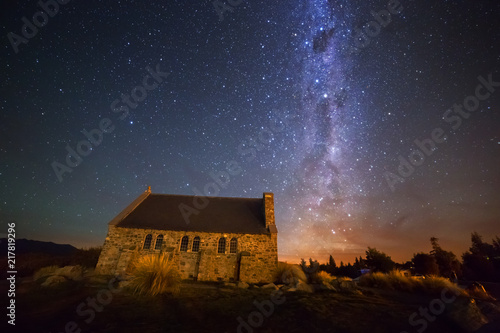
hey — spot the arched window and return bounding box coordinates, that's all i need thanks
[143,234,152,250]
[192,236,200,252]
[217,237,226,254]
[154,235,163,250]
[230,238,237,254]
[180,236,189,252]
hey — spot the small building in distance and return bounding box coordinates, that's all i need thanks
[95,188,278,283]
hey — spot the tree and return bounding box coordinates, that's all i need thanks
[462,232,500,282]
[354,257,360,270]
[470,232,495,258]
[300,258,319,276]
[492,236,500,253]
[412,252,439,276]
[462,252,496,281]
[430,237,461,278]
[337,262,359,278]
[364,247,395,273]
[300,258,307,275]
[329,255,337,269]
[321,255,338,275]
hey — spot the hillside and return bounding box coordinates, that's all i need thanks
[0,238,77,256]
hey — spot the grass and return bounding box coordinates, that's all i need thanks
[358,270,471,297]
[386,270,415,292]
[274,261,307,284]
[129,254,181,296]
[419,275,464,295]
[33,265,60,281]
[359,272,393,290]
[467,285,496,301]
[313,271,336,285]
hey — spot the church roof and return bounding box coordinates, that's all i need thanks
[110,190,271,234]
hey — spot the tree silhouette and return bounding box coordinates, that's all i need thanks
[412,252,439,276]
[329,255,337,269]
[364,247,394,273]
[430,237,461,278]
[462,232,500,282]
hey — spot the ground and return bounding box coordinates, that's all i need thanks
[9,277,500,333]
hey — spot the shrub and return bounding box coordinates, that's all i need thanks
[129,254,180,296]
[274,262,307,285]
[315,271,335,285]
[71,247,101,268]
[419,275,465,296]
[387,270,414,292]
[359,271,468,297]
[33,265,60,281]
[358,272,392,289]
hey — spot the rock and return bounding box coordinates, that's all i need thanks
[54,265,84,281]
[41,275,68,287]
[237,281,249,289]
[224,282,236,288]
[446,298,489,332]
[339,280,356,291]
[476,301,500,322]
[261,283,279,290]
[296,280,314,293]
[287,287,297,292]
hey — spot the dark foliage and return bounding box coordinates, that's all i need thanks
[462,232,500,282]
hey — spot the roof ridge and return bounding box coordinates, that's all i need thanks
[149,193,262,200]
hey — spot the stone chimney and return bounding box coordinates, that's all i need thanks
[263,192,277,233]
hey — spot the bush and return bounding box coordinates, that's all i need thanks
[358,272,392,289]
[315,271,335,285]
[386,270,414,292]
[129,254,180,296]
[71,247,101,268]
[419,275,465,296]
[359,271,467,296]
[274,262,307,285]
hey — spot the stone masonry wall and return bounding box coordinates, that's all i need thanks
[263,192,275,226]
[95,226,278,283]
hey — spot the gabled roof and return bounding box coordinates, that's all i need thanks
[110,191,271,234]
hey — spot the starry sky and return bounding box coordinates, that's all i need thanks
[1,0,499,264]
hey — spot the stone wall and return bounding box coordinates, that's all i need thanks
[95,226,277,283]
[263,192,275,226]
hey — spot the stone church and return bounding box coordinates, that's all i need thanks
[95,188,278,283]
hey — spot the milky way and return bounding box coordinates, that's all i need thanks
[279,1,360,258]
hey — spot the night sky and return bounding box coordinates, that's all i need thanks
[1,0,499,264]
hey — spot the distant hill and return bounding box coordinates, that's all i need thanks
[0,238,77,256]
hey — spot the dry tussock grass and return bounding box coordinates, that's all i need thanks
[129,254,180,296]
